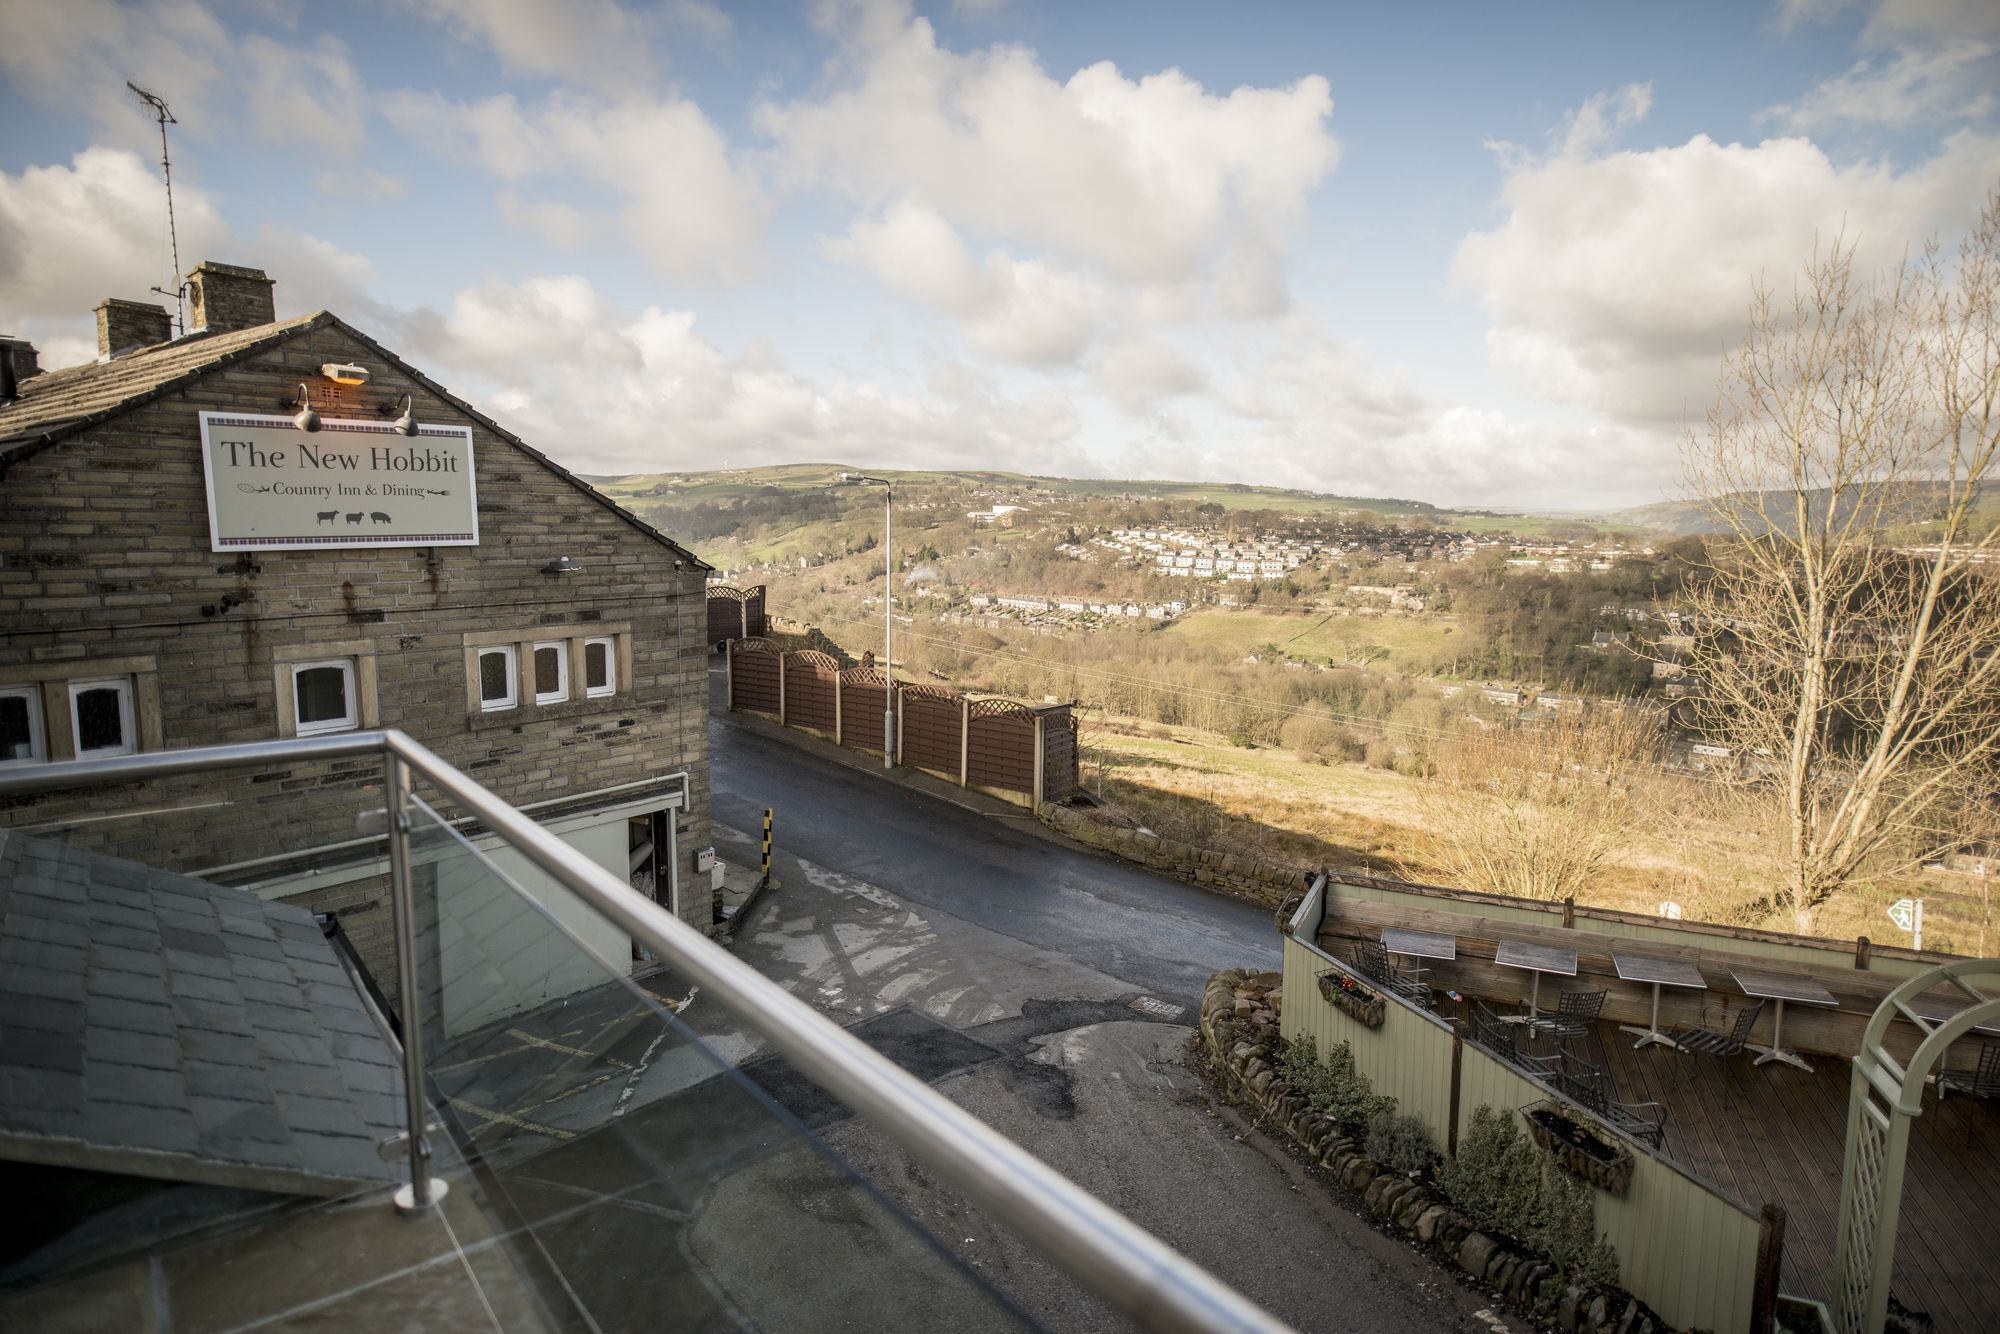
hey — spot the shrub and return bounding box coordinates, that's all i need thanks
[1280,1035,1394,1128]
[1364,1109,1437,1176]
[1439,1105,1619,1288]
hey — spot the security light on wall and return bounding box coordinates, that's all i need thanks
[392,395,418,436]
[321,361,370,385]
[541,556,585,575]
[291,383,321,433]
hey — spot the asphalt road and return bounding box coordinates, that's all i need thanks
[700,678,1512,1334]
[709,690,1282,1012]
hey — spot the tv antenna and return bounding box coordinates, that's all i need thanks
[126,81,186,334]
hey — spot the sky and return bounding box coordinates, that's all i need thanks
[2,0,1997,510]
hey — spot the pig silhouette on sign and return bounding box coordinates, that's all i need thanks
[370,511,391,524]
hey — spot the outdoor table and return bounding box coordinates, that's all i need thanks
[1494,940,1578,1017]
[1729,966,1838,1072]
[1381,928,1456,963]
[1613,952,1708,1050]
[1908,997,2000,1040]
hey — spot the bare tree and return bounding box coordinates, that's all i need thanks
[1412,707,1661,903]
[1682,191,2000,931]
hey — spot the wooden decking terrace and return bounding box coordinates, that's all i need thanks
[1582,1019,1996,1332]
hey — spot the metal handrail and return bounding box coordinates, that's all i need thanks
[0,731,1288,1334]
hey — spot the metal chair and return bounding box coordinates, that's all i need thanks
[1558,1054,1668,1150]
[1937,1042,2000,1145]
[1668,999,1764,1091]
[1533,988,1607,1041]
[1348,939,1434,1010]
[1470,1000,1521,1063]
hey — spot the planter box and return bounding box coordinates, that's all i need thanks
[1316,969,1386,1028]
[1523,1101,1632,1194]
[1775,1296,1836,1334]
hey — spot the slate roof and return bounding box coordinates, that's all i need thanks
[0,310,711,569]
[0,830,404,1197]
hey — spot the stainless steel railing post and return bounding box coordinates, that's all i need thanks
[385,747,445,1215]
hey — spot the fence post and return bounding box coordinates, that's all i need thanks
[960,697,971,789]
[777,651,787,728]
[740,599,749,640]
[1561,896,1575,929]
[725,638,735,711]
[894,681,905,766]
[1854,935,1872,969]
[1447,1032,1463,1156]
[1751,1203,1786,1333]
[833,671,843,746]
[1033,713,1047,807]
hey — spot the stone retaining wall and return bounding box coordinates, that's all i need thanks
[1037,804,1303,906]
[1197,968,1675,1334]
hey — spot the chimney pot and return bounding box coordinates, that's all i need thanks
[95,298,174,359]
[0,337,40,401]
[186,261,276,335]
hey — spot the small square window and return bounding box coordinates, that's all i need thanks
[0,686,45,766]
[584,637,615,699]
[533,642,568,705]
[292,660,357,735]
[479,646,518,711]
[69,677,135,758]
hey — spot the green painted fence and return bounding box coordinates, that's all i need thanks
[1280,883,1765,1334]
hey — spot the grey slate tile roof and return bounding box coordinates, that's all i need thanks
[0,831,403,1197]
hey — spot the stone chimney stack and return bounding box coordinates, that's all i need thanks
[186,262,276,334]
[95,298,173,358]
[0,337,40,402]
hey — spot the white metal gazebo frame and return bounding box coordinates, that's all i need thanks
[1833,959,2000,1334]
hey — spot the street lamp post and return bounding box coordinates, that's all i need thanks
[839,473,896,768]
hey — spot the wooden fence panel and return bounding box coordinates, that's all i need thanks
[900,688,962,776]
[784,652,839,736]
[839,671,888,754]
[706,585,764,644]
[967,701,1036,793]
[731,643,780,715]
[1039,708,1078,803]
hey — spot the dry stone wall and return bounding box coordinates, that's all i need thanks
[1037,803,1304,906]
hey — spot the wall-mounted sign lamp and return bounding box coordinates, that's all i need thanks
[321,362,370,385]
[291,383,321,433]
[541,555,585,575]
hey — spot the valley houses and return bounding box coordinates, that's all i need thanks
[0,261,715,992]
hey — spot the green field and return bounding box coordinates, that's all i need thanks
[1161,608,1461,673]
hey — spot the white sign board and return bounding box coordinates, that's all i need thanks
[1886,898,1918,932]
[199,412,478,551]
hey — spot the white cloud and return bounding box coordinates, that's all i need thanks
[1455,93,2000,424]
[1094,334,1206,413]
[386,90,765,282]
[1774,0,2000,42]
[406,0,655,84]
[402,273,1084,475]
[0,2,367,155]
[760,3,1337,291]
[0,147,378,368]
[1767,42,1997,129]
[240,33,367,154]
[827,201,1104,364]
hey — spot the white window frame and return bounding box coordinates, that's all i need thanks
[68,677,136,758]
[532,641,569,705]
[583,636,616,699]
[478,645,519,712]
[290,659,358,736]
[0,685,46,767]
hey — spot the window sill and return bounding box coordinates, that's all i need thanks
[465,695,629,731]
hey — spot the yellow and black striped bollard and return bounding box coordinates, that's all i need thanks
[760,808,773,888]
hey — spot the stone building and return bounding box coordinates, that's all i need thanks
[0,261,714,993]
